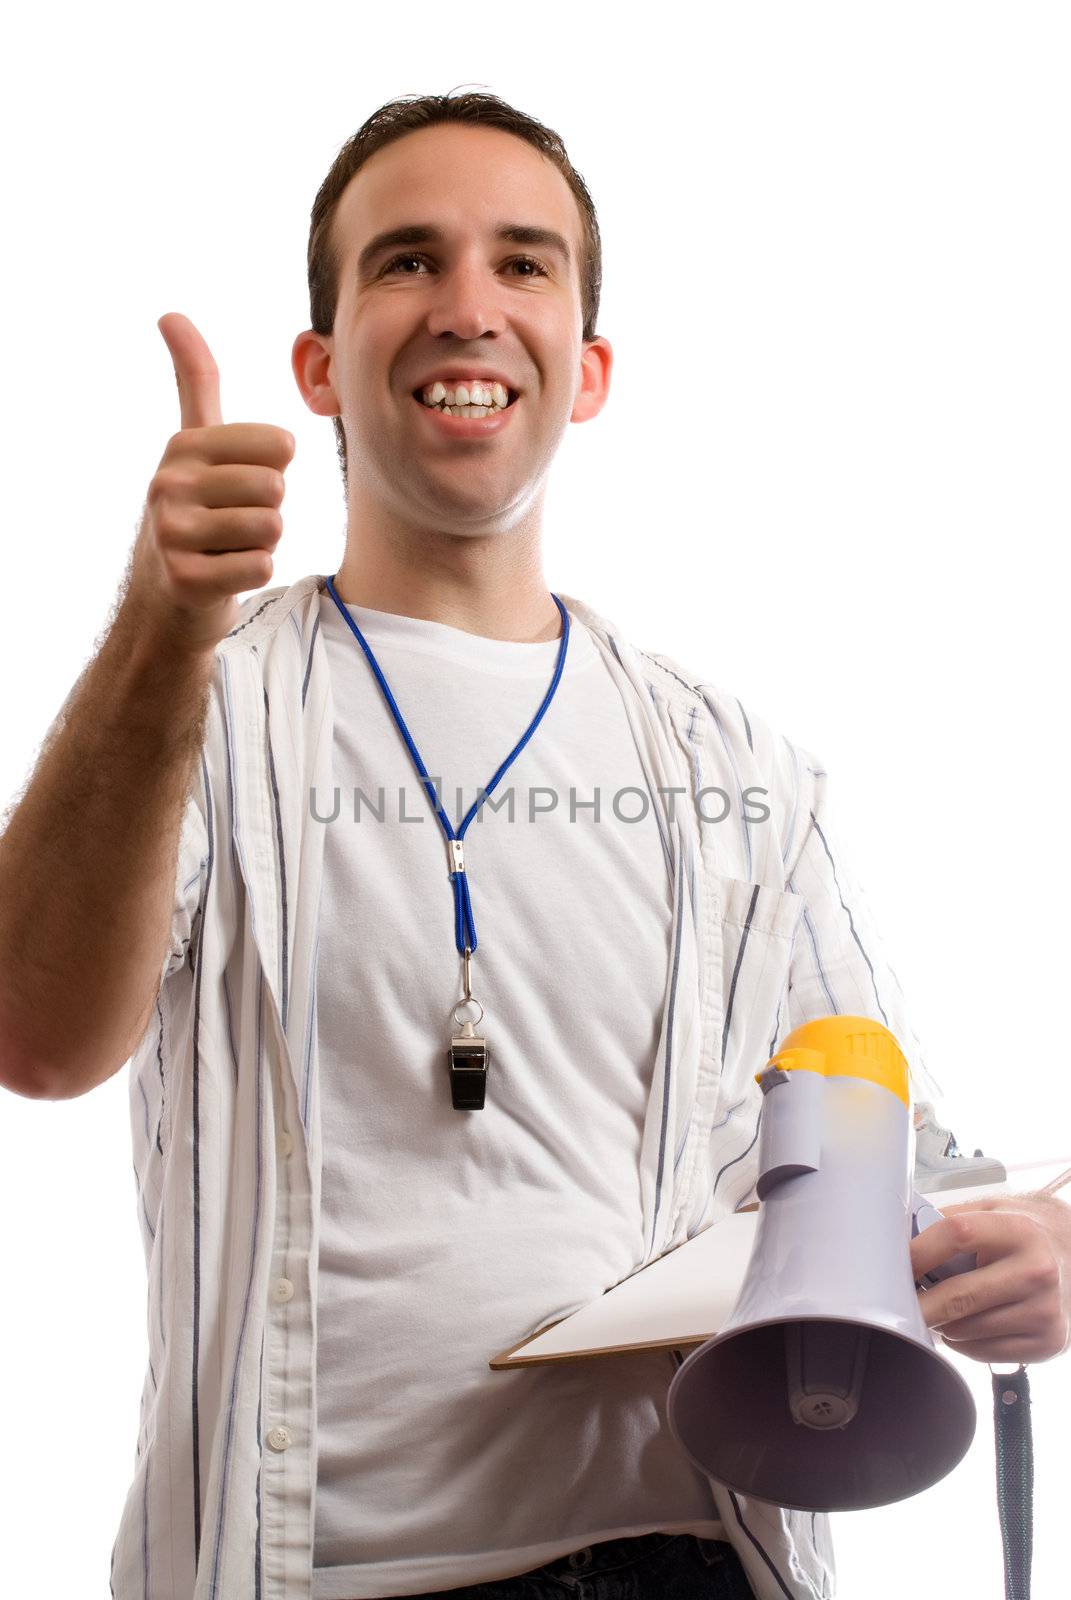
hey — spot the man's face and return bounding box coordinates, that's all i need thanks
[294,123,611,533]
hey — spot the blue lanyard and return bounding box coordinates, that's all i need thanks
[324,575,570,956]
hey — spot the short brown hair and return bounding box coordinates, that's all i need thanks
[305,88,603,487]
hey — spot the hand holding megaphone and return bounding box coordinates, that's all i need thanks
[125,313,296,656]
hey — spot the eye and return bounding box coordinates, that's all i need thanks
[381,253,549,278]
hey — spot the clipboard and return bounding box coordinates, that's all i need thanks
[489,1157,1071,1371]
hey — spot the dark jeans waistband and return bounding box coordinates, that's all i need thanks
[393,1529,755,1597]
[535,1528,692,1574]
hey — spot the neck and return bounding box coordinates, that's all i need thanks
[331,527,562,644]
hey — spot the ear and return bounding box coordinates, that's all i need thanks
[571,336,613,424]
[292,329,340,418]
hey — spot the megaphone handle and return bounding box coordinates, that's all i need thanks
[992,1364,1033,1600]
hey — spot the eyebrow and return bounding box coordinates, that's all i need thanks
[356,222,572,277]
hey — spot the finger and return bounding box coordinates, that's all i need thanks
[197,464,288,510]
[184,504,284,554]
[188,424,296,470]
[916,1256,1023,1329]
[909,1203,1011,1277]
[938,1332,1047,1365]
[158,311,223,430]
[939,1289,1051,1344]
[909,1215,972,1277]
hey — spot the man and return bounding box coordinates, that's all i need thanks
[0,90,1067,1600]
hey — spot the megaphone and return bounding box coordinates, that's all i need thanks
[666,1015,978,1512]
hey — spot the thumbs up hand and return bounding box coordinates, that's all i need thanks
[126,313,296,656]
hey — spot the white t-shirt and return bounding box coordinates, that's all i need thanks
[313,595,728,1598]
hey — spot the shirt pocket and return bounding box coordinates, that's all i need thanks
[691,873,807,1213]
[715,872,805,1079]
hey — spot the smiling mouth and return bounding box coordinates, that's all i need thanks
[410,387,520,413]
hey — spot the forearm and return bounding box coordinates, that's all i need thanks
[0,594,214,1097]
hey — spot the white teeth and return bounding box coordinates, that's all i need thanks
[420,379,511,410]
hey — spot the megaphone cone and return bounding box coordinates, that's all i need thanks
[667,1016,976,1511]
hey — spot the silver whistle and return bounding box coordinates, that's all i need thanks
[448,1019,488,1110]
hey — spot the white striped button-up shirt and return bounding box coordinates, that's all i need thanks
[110,572,941,1600]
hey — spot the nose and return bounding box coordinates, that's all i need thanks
[423,254,508,342]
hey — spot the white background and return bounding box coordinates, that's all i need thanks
[1,2,1068,1594]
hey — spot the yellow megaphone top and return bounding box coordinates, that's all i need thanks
[759,1014,910,1107]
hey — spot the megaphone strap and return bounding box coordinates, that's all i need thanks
[991,1363,1033,1600]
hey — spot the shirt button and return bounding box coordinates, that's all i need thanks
[272,1277,295,1303]
[277,1129,293,1158]
[266,1426,291,1452]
